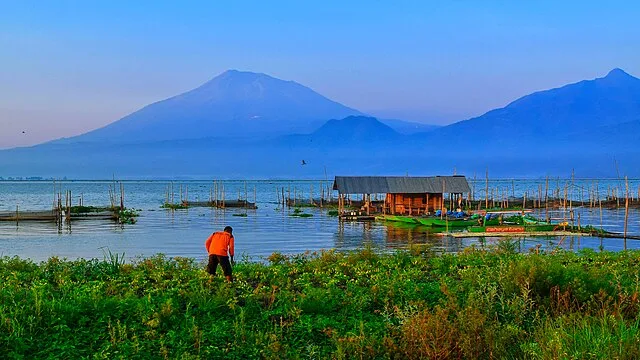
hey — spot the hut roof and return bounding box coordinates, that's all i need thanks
[333,176,470,195]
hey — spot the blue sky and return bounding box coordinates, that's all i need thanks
[1,0,639,148]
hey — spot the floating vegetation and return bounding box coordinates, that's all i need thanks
[289,208,313,218]
[118,208,139,224]
[161,203,189,210]
[232,213,248,217]
[327,210,339,217]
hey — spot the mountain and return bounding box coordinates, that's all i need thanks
[412,68,640,151]
[311,116,400,142]
[3,68,640,178]
[60,70,362,143]
[378,119,440,134]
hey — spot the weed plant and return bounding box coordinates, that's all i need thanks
[1,246,640,358]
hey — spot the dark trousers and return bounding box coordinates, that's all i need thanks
[207,255,232,277]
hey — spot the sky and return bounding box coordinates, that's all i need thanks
[1,0,639,148]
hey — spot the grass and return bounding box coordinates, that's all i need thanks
[1,246,640,358]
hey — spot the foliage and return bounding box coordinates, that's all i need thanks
[118,208,139,224]
[1,248,640,358]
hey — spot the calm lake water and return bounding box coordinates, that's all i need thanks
[1,179,639,262]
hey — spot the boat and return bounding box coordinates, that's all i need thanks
[417,217,480,228]
[379,212,482,228]
[468,224,558,233]
[377,215,420,224]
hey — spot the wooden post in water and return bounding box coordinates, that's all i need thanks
[570,169,574,211]
[599,197,603,233]
[67,190,71,224]
[506,187,509,208]
[485,169,489,209]
[441,178,446,219]
[624,176,629,250]
[545,176,549,221]
[563,183,568,224]
[577,212,581,231]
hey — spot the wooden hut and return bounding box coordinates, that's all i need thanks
[333,176,471,216]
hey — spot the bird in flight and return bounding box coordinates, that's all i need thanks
[22,131,26,134]
[301,160,307,166]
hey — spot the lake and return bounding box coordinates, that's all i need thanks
[1,179,639,262]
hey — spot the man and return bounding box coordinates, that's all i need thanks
[205,226,235,282]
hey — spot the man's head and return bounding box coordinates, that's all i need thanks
[224,226,233,234]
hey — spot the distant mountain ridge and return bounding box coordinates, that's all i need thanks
[2,68,640,178]
[411,68,640,151]
[63,70,363,143]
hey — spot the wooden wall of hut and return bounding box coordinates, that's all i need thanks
[385,193,443,215]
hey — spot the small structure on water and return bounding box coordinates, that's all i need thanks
[333,175,471,217]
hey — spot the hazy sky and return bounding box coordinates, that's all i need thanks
[1,0,639,148]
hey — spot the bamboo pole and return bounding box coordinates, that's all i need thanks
[485,169,489,209]
[599,197,603,233]
[545,176,549,221]
[570,169,574,211]
[624,176,629,249]
[441,178,446,219]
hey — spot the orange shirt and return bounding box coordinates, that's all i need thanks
[205,231,235,257]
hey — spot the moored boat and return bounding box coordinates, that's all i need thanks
[468,224,558,233]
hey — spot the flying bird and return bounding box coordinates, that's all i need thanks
[301,160,307,166]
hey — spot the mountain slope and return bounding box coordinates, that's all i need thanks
[412,68,640,150]
[61,70,362,143]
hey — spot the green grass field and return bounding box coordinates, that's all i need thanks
[1,244,640,359]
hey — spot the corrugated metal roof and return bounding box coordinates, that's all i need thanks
[333,176,470,194]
